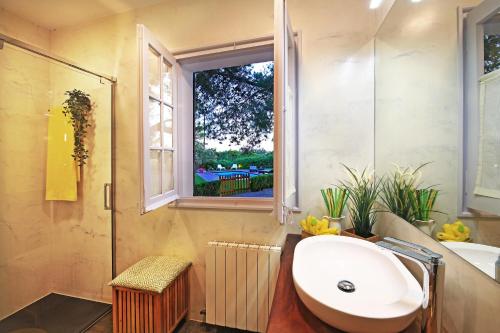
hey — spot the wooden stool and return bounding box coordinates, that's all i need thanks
[109,256,191,333]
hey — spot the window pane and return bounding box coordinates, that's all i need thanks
[475,72,500,198]
[149,150,162,196]
[162,59,173,104]
[285,32,297,207]
[162,104,173,148]
[162,150,174,192]
[149,99,161,147]
[148,46,161,98]
[193,61,274,197]
[483,14,500,74]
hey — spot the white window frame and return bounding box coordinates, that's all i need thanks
[462,0,500,216]
[275,0,300,223]
[139,24,179,213]
[138,0,300,215]
[172,38,278,211]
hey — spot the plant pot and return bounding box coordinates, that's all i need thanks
[301,230,315,239]
[323,216,344,231]
[340,228,381,243]
[415,219,435,236]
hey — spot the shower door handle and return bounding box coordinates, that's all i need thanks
[104,183,112,210]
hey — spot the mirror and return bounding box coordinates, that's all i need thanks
[375,0,500,282]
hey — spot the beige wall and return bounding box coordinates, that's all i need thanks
[48,0,377,320]
[374,0,500,245]
[288,0,376,218]
[373,0,397,31]
[0,10,53,318]
[0,8,49,48]
[374,212,500,333]
[374,2,500,331]
[374,0,500,239]
[375,0,478,226]
[47,66,113,302]
[0,9,113,318]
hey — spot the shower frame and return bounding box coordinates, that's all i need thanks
[0,32,118,279]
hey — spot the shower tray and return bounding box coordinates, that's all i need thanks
[0,293,111,333]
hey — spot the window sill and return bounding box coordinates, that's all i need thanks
[458,208,500,219]
[169,196,274,211]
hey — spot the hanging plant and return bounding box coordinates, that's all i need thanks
[62,89,92,166]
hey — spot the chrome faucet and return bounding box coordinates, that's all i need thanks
[377,237,445,333]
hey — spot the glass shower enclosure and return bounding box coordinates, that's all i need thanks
[0,34,115,332]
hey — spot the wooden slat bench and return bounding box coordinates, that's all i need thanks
[109,256,191,333]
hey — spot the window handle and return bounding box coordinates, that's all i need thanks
[104,183,112,210]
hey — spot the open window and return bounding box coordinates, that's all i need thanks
[139,25,178,213]
[274,0,299,223]
[192,63,274,199]
[138,0,298,219]
[464,0,500,216]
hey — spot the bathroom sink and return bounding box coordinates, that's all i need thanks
[293,236,423,333]
[441,241,500,279]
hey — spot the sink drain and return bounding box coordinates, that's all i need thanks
[337,280,355,293]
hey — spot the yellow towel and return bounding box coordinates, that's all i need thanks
[45,107,78,201]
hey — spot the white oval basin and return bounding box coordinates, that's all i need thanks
[293,235,423,333]
[441,241,500,279]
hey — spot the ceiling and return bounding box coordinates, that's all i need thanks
[0,0,168,29]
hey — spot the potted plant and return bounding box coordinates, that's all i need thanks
[62,89,93,167]
[340,165,382,242]
[409,188,439,235]
[380,163,429,224]
[320,186,349,231]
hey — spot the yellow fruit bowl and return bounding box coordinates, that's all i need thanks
[299,215,340,237]
[436,220,471,242]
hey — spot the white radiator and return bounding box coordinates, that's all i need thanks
[205,241,281,332]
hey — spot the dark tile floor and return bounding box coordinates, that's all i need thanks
[0,294,111,333]
[85,313,112,333]
[172,320,247,333]
[87,313,246,333]
[0,293,244,333]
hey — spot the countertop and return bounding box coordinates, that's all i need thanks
[266,234,421,333]
[267,234,343,333]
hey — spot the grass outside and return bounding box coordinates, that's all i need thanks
[195,174,207,185]
[194,173,273,197]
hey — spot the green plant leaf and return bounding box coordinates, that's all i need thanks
[341,164,381,237]
[63,89,92,167]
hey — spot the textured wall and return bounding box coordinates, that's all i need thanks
[0,9,113,319]
[49,0,377,320]
[374,212,500,333]
[374,0,500,246]
[374,0,500,231]
[0,10,53,318]
[374,3,500,331]
[47,66,113,303]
